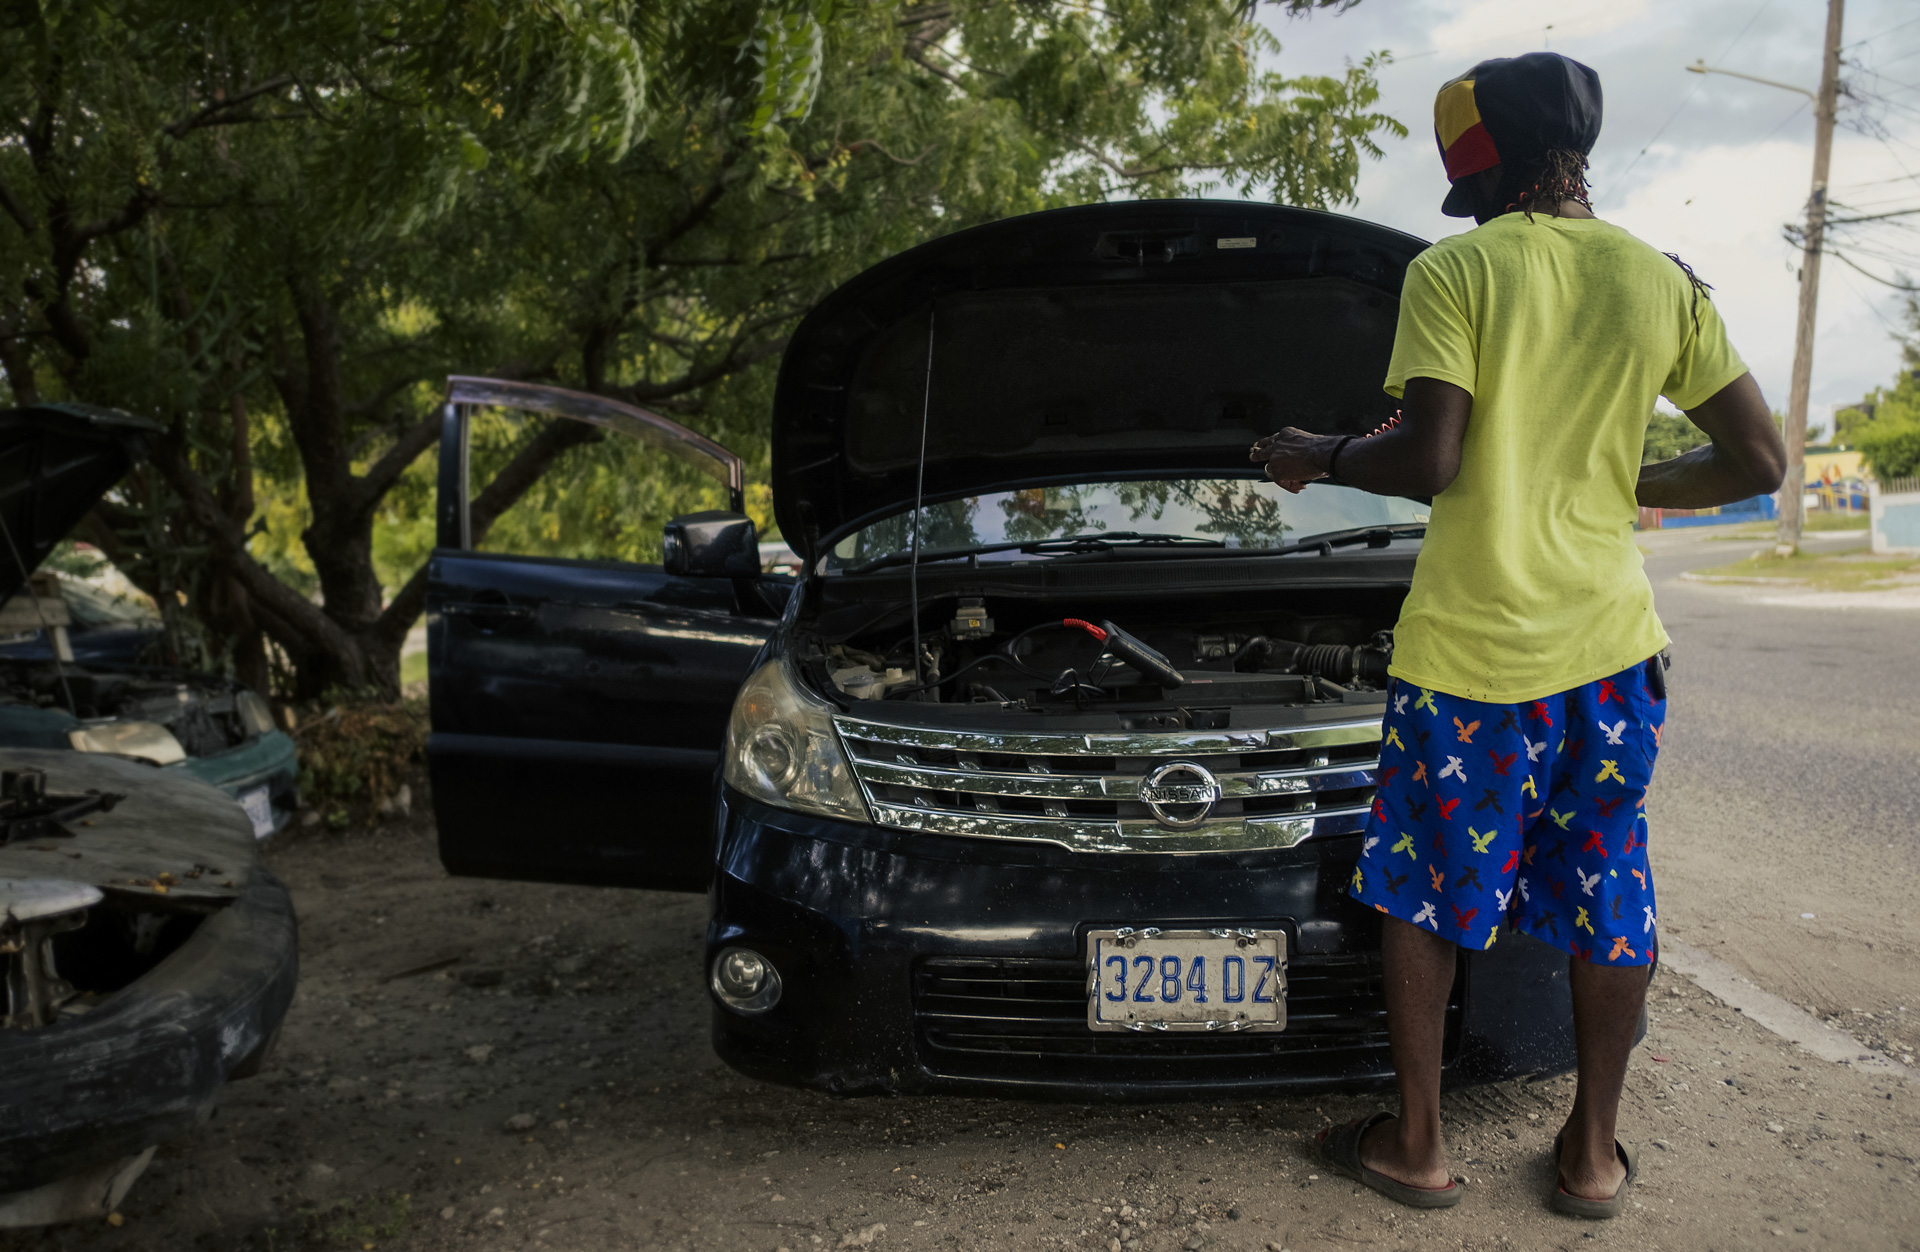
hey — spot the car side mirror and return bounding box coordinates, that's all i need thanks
[663,511,759,578]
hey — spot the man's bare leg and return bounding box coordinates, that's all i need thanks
[1555,959,1648,1199]
[1358,917,1459,1189]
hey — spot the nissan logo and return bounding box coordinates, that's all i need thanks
[1139,760,1221,830]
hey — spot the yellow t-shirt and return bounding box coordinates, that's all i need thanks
[1383,213,1747,704]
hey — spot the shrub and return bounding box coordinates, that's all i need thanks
[1859,420,1920,481]
[292,698,427,822]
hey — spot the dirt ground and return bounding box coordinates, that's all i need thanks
[4,801,1916,1252]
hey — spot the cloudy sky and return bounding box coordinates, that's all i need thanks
[1256,0,1920,435]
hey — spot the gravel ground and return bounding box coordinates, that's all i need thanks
[2,810,1916,1252]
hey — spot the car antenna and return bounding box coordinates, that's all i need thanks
[0,510,79,716]
[909,307,935,685]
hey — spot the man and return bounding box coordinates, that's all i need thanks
[1252,52,1785,1219]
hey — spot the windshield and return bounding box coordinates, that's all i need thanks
[825,478,1428,570]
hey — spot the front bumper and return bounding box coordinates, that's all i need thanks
[0,870,299,1193]
[709,789,1580,1100]
[174,730,301,836]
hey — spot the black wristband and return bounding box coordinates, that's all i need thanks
[1325,435,1356,481]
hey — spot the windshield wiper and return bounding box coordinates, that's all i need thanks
[842,531,1224,576]
[1023,531,1227,555]
[1268,523,1428,557]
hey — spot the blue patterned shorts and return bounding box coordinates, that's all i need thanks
[1350,659,1664,966]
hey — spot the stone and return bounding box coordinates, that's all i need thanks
[504,1113,537,1131]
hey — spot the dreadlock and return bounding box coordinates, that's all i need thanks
[1507,148,1593,219]
[1663,251,1714,338]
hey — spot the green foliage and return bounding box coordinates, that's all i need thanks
[0,0,1400,693]
[1642,410,1709,463]
[296,1189,412,1248]
[1845,292,1920,480]
[1860,421,1920,481]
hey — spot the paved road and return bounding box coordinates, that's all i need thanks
[1640,525,1920,1063]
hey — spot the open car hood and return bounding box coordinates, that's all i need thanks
[771,200,1430,558]
[0,403,160,603]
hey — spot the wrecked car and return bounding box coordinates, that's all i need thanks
[0,753,296,1224]
[0,405,300,839]
[428,200,1590,1099]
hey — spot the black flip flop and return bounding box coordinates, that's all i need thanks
[1315,1111,1464,1209]
[1550,1131,1638,1219]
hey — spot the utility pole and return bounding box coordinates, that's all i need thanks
[1778,0,1845,554]
[1685,2,1844,549]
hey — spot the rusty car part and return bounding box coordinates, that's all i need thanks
[1,877,102,1028]
[0,769,122,847]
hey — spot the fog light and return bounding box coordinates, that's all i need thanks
[710,946,782,1014]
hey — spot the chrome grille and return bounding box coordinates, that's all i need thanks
[835,714,1383,852]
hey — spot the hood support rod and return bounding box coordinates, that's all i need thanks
[909,309,936,686]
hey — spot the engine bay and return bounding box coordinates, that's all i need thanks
[0,660,271,758]
[801,590,1401,719]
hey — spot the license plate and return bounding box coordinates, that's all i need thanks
[1086,928,1287,1032]
[239,786,275,839]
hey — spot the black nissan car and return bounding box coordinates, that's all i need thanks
[426,200,1584,1100]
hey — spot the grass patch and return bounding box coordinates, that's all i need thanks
[1690,548,1920,591]
[400,649,427,686]
[264,1191,411,1249]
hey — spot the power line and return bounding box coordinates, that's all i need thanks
[1759,98,1810,143]
[1837,267,1911,339]
[1826,245,1919,290]
[1845,13,1920,50]
[1596,0,1774,206]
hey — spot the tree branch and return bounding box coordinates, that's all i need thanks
[626,336,787,403]
[904,49,967,90]
[844,139,937,167]
[355,409,442,505]
[373,418,604,647]
[70,187,157,256]
[0,175,35,235]
[162,76,296,139]
[147,436,359,658]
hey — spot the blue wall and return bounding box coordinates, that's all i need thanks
[1659,494,1778,529]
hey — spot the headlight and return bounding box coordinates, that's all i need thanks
[235,690,278,737]
[69,721,186,766]
[722,656,868,822]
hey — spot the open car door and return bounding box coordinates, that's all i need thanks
[427,378,786,890]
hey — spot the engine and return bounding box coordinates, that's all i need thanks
[811,595,1396,715]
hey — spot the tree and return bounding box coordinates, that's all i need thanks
[1843,292,1920,479]
[1642,410,1710,463]
[0,0,1400,698]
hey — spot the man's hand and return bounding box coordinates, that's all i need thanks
[1249,378,1473,499]
[1249,427,1341,492]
